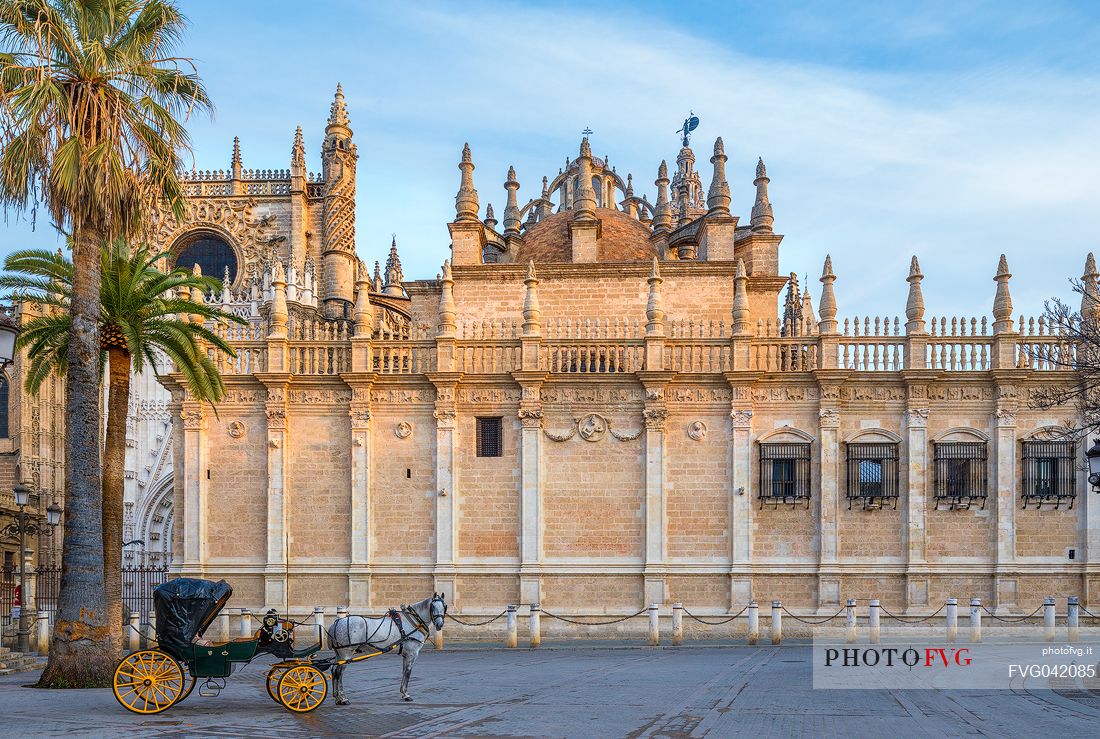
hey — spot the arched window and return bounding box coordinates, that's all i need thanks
[0,376,9,438]
[174,233,238,284]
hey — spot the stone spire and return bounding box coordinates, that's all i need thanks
[706,137,731,216]
[438,260,456,337]
[383,236,404,297]
[625,173,634,197]
[538,176,552,219]
[372,261,383,293]
[188,263,205,324]
[905,256,926,334]
[291,125,306,172]
[269,261,288,338]
[652,160,672,233]
[573,137,597,221]
[801,281,816,334]
[750,157,773,233]
[328,82,350,129]
[353,259,374,336]
[522,260,541,337]
[231,136,242,179]
[1082,253,1100,322]
[818,254,838,334]
[220,265,232,305]
[732,259,750,334]
[503,166,521,236]
[992,254,1014,333]
[455,143,479,222]
[781,273,803,335]
[646,257,665,336]
[483,203,497,231]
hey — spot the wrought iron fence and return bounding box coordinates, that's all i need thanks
[34,559,170,627]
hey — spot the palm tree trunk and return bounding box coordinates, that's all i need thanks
[102,346,130,656]
[37,223,114,688]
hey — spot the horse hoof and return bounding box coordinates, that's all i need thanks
[336,698,350,706]
[403,696,413,702]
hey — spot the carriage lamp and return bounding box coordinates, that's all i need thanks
[1087,438,1100,490]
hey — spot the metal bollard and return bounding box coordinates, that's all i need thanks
[37,611,50,655]
[219,611,230,642]
[506,605,518,648]
[1068,597,1080,642]
[671,603,683,646]
[747,601,759,645]
[869,600,881,644]
[970,598,982,643]
[845,599,857,644]
[337,606,349,621]
[128,612,141,653]
[946,598,958,643]
[240,608,253,638]
[1043,596,1056,642]
[313,607,326,649]
[771,601,782,645]
[433,626,444,650]
[648,604,660,646]
[529,604,541,648]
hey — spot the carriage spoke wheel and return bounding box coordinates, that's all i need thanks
[277,664,327,713]
[266,666,289,703]
[112,650,186,714]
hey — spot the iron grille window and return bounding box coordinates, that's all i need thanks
[846,443,899,509]
[1022,440,1075,508]
[476,417,503,458]
[758,443,811,507]
[933,442,988,509]
[174,235,238,284]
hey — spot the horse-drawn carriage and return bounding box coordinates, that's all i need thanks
[111,577,448,714]
[112,578,328,713]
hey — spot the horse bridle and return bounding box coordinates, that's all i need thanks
[401,594,447,638]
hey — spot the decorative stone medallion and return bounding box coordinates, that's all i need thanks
[577,413,608,442]
[227,420,246,438]
[688,420,707,441]
[395,421,413,439]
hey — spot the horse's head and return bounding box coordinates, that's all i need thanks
[430,592,447,631]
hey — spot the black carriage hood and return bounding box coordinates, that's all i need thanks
[153,578,232,655]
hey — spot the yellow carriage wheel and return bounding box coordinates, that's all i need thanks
[112,650,186,714]
[277,664,328,713]
[176,667,198,705]
[266,666,289,703]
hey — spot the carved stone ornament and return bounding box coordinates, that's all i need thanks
[395,421,413,439]
[905,408,930,428]
[269,437,282,449]
[687,420,707,441]
[578,413,608,442]
[610,426,643,441]
[518,407,544,428]
[643,407,668,431]
[227,420,246,438]
[994,408,1017,425]
[730,409,754,428]
[181,409,204,430]
[543,426,577,442]
[819,408,841,427]
[349,408,372,426]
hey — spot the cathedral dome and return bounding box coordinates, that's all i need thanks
[515,207,657,264]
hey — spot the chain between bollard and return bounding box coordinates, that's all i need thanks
[681,605,748,625]
[447,609,509,627]
[1079,606,1100,619]
[779,605,847,625]
[877,603,946,624]
[538,608,647,626]
[979,603,1043,622]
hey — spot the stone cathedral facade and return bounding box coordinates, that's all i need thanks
[153,86,1096,621]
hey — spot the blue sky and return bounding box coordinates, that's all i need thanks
[4,0,1099,319]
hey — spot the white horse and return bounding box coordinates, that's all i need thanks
[326,593,447,705]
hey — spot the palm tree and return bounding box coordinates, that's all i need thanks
[0,0,210,685]
[1,242,244,657]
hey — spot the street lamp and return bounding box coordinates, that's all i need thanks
[1087,438,1100,490]
[1,483,61,653]
[0,309,18,367]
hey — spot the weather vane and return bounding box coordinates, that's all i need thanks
[581,126,594,136]
[676,111,699,147]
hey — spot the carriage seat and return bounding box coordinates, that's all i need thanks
[192,629,265,647]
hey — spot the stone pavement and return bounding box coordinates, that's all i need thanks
[1,644,1098,738]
